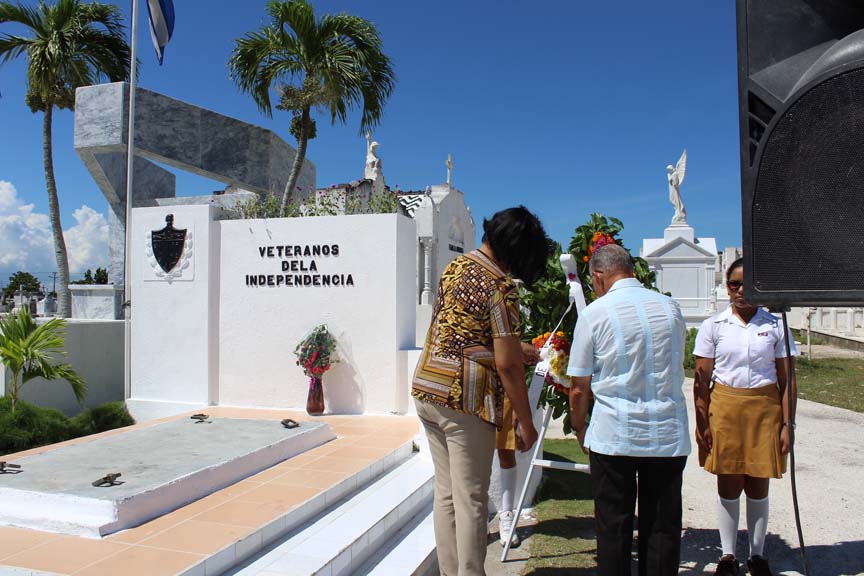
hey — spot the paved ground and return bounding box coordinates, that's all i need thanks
[680,384,864,576]
[484,343,864,576]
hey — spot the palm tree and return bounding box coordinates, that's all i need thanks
[229,0,395,216]
[0,308,85,413]
[0,0,131,317]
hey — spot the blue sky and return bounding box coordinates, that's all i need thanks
[0,0,741,287]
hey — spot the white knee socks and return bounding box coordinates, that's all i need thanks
[718,496,740,556]
[500,466,516,513]
[747,496,769,557]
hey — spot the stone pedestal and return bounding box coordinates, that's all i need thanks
[664,223,696,243]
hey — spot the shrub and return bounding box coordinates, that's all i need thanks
[0,397,135,456]
[71,401,135,435]
[0,396,74,454]
[683,328,699,370]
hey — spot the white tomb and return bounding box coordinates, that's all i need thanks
[642,223,718,328]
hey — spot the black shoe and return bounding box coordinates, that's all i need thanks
[747,555,773,576]
[715,554,740,576]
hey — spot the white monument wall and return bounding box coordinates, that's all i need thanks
[218,213,417,414]
[128,205,219,420]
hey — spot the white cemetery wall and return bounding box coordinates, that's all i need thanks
[129,205,219,419]
[1,320,124,415]
[218,213,417,414]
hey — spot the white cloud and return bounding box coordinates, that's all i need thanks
[64,205,109,274]
[0,180,109,285]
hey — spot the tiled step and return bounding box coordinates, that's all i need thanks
[226,454,434,576]
[178,438,415,576]
[355,505,436,576]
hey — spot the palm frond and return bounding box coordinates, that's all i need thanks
[229,26,304,115]
[0,309,86,407]
[1,0,130,108]
[229,0,394,141]
[0,1,44,30]
[0,34,31,63]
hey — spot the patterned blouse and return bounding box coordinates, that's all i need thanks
[412,250,522,427]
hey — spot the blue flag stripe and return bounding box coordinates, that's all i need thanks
[146,0,175,65]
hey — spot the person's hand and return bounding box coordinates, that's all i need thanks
[520,341,541,365]
[573,425,588,454]
[516,419,538,452]
[780,424,792,455]
[696,425,713,452]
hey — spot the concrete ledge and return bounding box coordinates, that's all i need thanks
[809,329,864,352]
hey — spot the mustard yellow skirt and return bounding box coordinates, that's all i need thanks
[700,382,787,479]
[496,394,516,450]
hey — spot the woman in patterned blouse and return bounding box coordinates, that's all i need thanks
[412,205,548,576]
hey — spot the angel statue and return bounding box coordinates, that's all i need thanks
[667,149,688,224]
[365,131,383,181]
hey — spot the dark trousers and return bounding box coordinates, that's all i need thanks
[589,451,687,576]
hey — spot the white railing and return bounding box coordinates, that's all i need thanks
[789,306,864,339]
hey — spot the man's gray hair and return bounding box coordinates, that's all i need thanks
[589,244,634,275]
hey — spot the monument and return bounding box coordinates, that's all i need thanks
[72,82,317,319]
[0,83,445,576]
[642,150,718,327]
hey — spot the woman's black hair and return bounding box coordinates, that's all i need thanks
[481,205,549,286]
[726,257,744,281]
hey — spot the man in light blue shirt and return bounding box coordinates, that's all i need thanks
[567,244,690,576]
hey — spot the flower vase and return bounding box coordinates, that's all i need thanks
[306,376,325,416]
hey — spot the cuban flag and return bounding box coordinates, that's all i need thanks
[146,0,175,65]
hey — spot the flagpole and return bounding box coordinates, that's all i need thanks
[123,0,140,402]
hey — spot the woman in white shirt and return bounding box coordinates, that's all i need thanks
[693,258,797,576]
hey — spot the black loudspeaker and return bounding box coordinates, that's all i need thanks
[738,0,864,307]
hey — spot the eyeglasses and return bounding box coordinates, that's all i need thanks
[726,280,744,291]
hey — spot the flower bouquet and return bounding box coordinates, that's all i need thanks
[294,324,338,415]
[531,331,572,394]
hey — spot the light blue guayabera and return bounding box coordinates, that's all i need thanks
[567,278,691,458]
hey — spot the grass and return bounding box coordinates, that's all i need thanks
[791,328,830,346]
[523,439,596,574]
[686,355,864,413]
[796,356,864,412]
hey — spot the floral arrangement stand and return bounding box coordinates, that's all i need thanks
[501,256,590,562]
[294,325,338,416]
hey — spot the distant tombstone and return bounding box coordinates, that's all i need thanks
[43,293,57,316]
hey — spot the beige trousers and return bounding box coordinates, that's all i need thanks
[415,399,497,576]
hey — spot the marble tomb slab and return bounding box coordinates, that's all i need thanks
[0,418,334,537]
